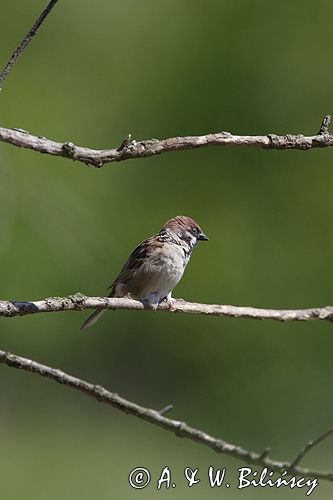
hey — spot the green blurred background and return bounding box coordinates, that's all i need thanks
[1,0,333,498]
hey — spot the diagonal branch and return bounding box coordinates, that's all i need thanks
[0,115,332,168]
[1,293,333,323]
[0,0,60,91]
[290,429,333,469]
[0,347,332,482]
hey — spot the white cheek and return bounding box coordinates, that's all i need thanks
[189,235,197,249]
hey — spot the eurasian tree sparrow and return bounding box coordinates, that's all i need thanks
[81,215,209,329]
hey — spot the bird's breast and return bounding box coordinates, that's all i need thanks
[146,243,185,282]
[130,242,187,300]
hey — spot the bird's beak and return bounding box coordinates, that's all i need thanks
[198,232,209,241]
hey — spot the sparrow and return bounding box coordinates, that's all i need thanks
[80,215,209,330]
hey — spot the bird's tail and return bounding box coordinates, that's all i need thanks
[80,308,106,330]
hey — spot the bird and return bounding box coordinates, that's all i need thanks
[80,215,209,330]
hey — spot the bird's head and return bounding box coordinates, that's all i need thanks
[163,215,209,249]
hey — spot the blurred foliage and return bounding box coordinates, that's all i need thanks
[1,0,333,498]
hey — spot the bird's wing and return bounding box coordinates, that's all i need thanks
[108,236,162,295]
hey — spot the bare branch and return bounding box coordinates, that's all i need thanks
[290,429,333,469]
[0,348,332,482]
[158,404,174,416]
[258,448,271,461]
[318,115,332,135]
[1,294,333,324]
[0,0,60,91]
[0,118,333,168]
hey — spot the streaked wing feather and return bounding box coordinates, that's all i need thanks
[107,237,161,293]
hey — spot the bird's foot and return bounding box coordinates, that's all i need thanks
[160,295,176,310]
[141,293,160,310]
[141,299,159,310]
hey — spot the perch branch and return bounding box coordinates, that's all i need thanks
[1,294,333,323]
[0,348,332,482]
[0,115,332,167]
[0,0,60,91]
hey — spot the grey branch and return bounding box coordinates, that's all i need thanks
[0,347,332,482]
[318,114,332,135]
[0,115,332,168]
[1,293,333,323]
[290,428,333,469]
[0,0,60,91]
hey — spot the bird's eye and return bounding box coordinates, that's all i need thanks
[191,227,198,235]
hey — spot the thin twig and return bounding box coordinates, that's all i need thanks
[0,348,332,482]
[290,428,333,469]
[318,115,332,135]
[158,404,174,416]
[0,0,60,91]
[0,116,332,167]
[258,448,271,461]
[1,294,333,324]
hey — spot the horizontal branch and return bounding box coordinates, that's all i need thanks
[1,293,333,323]
[0,115,332,167]
[0,348,332,482]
